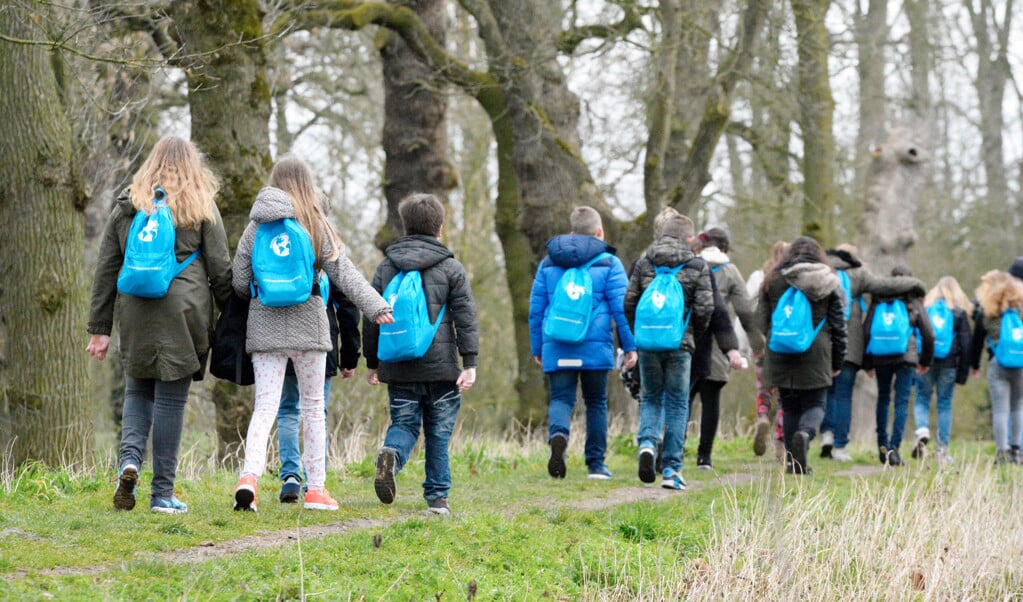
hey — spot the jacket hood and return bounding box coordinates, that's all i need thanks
[826,249,862,270]
[384,235,454,271]
[546,234,616,268]
[250,187,296,223]
[646,235,697,267]
[700,246,730,266]
[782,262,840,301]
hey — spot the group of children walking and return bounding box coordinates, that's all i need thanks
[87,134,1023,516]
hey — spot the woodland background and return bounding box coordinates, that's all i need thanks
[0,0,1020,469]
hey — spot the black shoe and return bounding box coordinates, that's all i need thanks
[427,497,451,516]
[279,476,301,504]
[790,432,809,474]
[889,449,903,466]
[655,442,664,474]
[696,455,713,470]
[113,464,139,511]
[638,447,656,484]
[548,433,567,479]
[912,436,929,459]
[374,448,397,504]
[879,446,889,465]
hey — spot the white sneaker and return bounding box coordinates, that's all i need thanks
[831,447,853,462]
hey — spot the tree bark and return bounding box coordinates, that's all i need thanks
[0,5,92,467]
[792,0,837,247]
[377,0,456,249]
[852,0,888,227]
[169,0,273,463]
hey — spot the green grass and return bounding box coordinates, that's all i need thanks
[1,437,1021,599]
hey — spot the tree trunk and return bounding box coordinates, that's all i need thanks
[0,6,92,467]
[377,0,455,249]
[170,0,273,463]
[792,0,838,246]
[852,0,888,235]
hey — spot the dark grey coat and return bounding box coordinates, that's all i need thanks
[364,235,479,383]
[758,262,848,390]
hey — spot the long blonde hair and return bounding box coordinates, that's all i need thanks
[268,157,341,265]
[925,276,972,312]
[976,270,1023,317]
[129,135,219,230]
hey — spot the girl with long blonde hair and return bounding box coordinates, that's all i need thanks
[969,269,1023,463]
[87,135,234,514]
[231,156,393,512]
[912,276,973,462]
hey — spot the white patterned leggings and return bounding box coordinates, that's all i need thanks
[242,350,328,488]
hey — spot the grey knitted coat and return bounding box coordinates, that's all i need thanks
[232,187,391,354]
[701,246,763,381]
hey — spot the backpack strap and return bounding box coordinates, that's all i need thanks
[710,262,729,274]
[152,187,202,279]
[581,252,613,270]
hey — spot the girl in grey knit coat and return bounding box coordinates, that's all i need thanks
[231,158,392,512]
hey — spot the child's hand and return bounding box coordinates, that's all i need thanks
[971,368,981,379]
[375,311,394,325]
[367,369,379,385]
[533,356,542,367]
[916,365,929,376]
[86,335,110,360]
[340,368,355,379]
[726,349,745,370]
[623,350,638,370]
[456,367,476,393]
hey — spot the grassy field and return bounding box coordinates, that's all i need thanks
[1,432,1022,600]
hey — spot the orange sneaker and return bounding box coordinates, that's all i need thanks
[304,487,339,511]
[234,474,258,512]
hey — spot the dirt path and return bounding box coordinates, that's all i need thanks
[6,463,870,579]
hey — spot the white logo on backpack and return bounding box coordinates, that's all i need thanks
[784,305,793,319]
[932,315,946,330]
[1014,328,1023,342]
[138,219,158,243]
[883,312,895,326]
[270,234,291,257]
[651,291,666,309]
[564,282,586,300]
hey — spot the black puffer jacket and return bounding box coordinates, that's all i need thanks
[364,235,479,383]
[326,285,361,377]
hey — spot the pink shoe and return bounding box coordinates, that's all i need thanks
[304,487,339,511]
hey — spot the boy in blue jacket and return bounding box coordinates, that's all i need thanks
[529,206,638,479]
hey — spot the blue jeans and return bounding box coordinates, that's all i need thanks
[547,370,609,468]
[822,363,858,448]
[987,360,1023,451]
[913,366,956,447]
[277,362,332,483]
[382,382,461,501]
[875,364,915,449]
[120,375,191,500]
[637,350,692,473]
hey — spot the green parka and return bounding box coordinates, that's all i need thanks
[88,190,233,381]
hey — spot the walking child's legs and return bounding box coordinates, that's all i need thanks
[875,364,896,449]
[824,364,857,448]
[420,383,461,501]
[659,351,692,473]
[637,352,666,450]
[579,370,609,468]
[277,362,302,480]
[1007,366,1023,450]
[696,380,725,459]
[292,350,327,489]
[913,369,935,437]
[755,362,773,419]
[933,367,956,447]
[120,376,155,472]
[148,377,191,499]
[242,352,290,478]
[383,382,425,472]
[547,370,579,441]
[889,365,915,449]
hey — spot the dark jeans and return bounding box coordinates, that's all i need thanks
[692,379,725,458]
[382,382,461,502]
[120,375,191,500]
[637,350,692,473]
[875,364,915,449]
[779,387,826,454]
[822,363,859,448]
[547,370,609,468]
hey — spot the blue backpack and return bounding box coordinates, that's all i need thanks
[634,263,689,351]
[991,309,1023,368]
[837,270,853,321]
[378,270,446,362]
[925,300,954,359]
[543,253,612,344]
[866,299,911,356]
[250,218,316,307]
[117,188,200,299]
[768,286,826,354]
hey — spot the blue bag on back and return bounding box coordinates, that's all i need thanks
[865,299,911,356]
[768,286,826,354]
[925,300,954,359]
[837,270,853,321]
[991,309,1023,368]
[634,263,689,351]
[543,253,612,344]
[251,218,316,307]
[117,188,200,299]
[378,270,446,362]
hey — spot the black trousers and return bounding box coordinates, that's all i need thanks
[779,387,827,453]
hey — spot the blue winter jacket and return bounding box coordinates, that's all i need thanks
[528,234,636,372]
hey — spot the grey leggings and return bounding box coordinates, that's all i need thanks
[987,360,1023,451]
[120,375,191,500]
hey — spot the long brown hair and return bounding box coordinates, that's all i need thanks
[268,157,342,265]
[129,135,219,229]
[765,236,828,289]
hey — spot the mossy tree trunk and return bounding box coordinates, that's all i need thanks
[0,5,92,467]
[169,0,273,463]
[792,0,838,247]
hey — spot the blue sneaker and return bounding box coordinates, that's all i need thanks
[113,464,138,511]
[279,475,301,504]
[150,495,188,514]
[587,464,613,480]
[661,469,686,491]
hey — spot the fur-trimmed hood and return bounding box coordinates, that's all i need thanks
[700,246,730,267]
[825,248,863,271]
[781,262,840,301]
